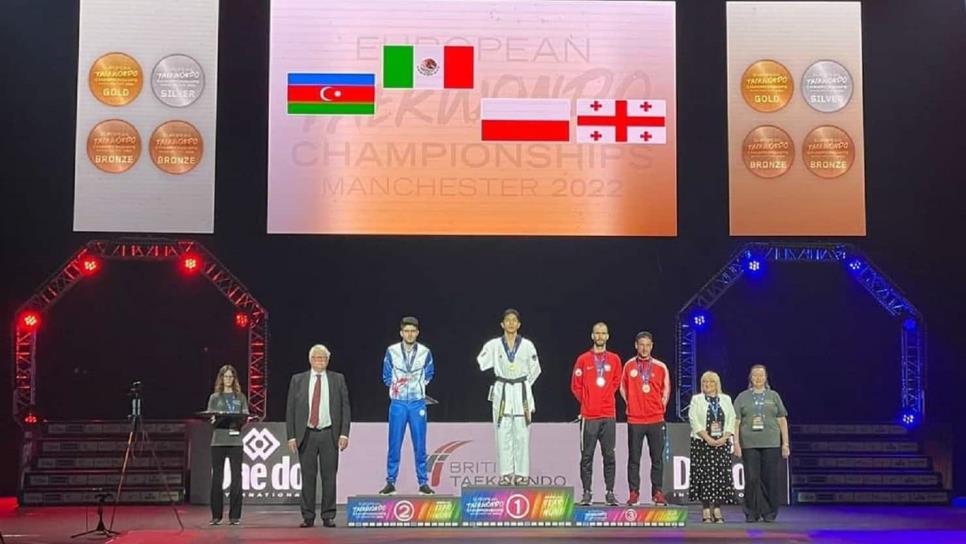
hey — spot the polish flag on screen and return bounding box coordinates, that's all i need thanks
[576,99,667,144]
[480,98,570,142]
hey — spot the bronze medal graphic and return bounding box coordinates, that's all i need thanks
[149,120,204,175]
[742,125,794,178]
[803,125,855,178]
[741,60,793,113]
[89,52,143,106]
[86,119,141,174]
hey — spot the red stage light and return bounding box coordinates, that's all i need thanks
[235,312,250,328]
[22,405,42,426]
[19,311,41,331]
[80,256,101,275]
[180,254,202,274]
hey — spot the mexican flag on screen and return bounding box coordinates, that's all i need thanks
[383,45,474,89]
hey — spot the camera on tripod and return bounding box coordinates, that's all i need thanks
[128,380,143,399]
[127,380,143,422]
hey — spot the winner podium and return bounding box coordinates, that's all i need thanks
[347,485,687,528]
[347,494,461,527]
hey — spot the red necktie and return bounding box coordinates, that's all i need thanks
[310,374,321,428]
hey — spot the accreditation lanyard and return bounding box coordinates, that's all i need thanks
[224,394,239,414]
[751,391,767,431]
[707,395,723,438]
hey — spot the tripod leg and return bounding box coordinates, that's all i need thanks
[140,428,185,531]
[109,427,138,531]
[71,498,119,538]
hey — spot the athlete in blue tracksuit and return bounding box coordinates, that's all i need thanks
[379,316,436,495]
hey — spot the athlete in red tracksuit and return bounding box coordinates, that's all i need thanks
[621,331,670,506]
[571,322,622,506]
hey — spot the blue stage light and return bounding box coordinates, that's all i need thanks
[902,318,917,331]
[899,411,918,429]
[847,258,863,272]
[745,259,762,272]
[691,310,709,330]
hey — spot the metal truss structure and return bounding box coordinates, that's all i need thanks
[676,242,925,423]
[12,238,268,422]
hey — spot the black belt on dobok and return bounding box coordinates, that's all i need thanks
[495,376,531,426]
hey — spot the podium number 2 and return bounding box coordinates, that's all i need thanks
[394,500,415,522]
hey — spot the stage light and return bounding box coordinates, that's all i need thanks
[19,311,41,332]
[902,318,917,332]
[235,312,250,328]
[22,405,42,427]
[899,411,919,429]
[743,255,765,276]
[80,256,101,276]
[846,258,863,272]
[180,254,202,274]
[690,310,709,331]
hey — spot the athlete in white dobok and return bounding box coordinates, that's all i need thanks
[477,308,541,486]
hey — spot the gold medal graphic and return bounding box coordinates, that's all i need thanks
[803,125,855,179]
[741,60,793,113]
[89,52,143,107]
[149,120,204,175]
[86,119,141,174]
[742,125,794,178]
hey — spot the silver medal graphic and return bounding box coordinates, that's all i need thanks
[151,54,205,108]
[801,60,853,113]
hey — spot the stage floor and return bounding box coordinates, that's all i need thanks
[1,500,965,543]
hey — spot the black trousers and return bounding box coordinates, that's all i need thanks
[210,445,243,520]
[299,427,339,522]
[580,418,616,493]
[627,422,665,494]
[742,447,782,520]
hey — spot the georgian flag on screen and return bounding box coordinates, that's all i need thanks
[575,99,667,144]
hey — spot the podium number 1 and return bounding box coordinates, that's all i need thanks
[506,494,531,519]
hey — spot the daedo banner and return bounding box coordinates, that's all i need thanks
[74,0,218,233]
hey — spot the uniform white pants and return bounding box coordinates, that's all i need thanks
[495,415,530,477]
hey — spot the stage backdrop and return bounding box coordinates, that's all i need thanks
[267,0,677,235]
[74,0,219,233]
[189,422,788,506]
[727,1,866,235]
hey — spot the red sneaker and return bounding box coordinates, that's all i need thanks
[626,490,640,506]
[652,490,667,505]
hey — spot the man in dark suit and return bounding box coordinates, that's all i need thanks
[286,344,351,528]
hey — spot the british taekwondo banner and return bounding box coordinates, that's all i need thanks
[268,0,677,236]
[189,422,788,506]
[74,0,218,233]
[727,2,866,235]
